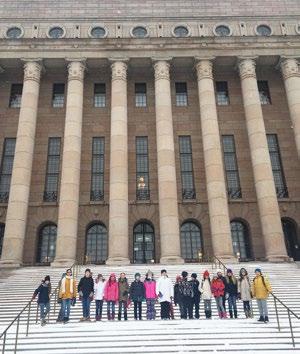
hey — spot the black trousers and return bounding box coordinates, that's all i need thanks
[181,297,193,319]
[160,301,170,319]
[193,298,200,319]
[134,301,142,320]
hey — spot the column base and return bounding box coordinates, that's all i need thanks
[51,258,76,268]
[160,255,184,265]
[0,260,22,268]
[266,255,291,262]
[106,257,131,266]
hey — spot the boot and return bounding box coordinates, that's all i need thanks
[124,312,128,321]
[222,312,227,319]
[218,312,222,319]
[258,315,264,322]
[111,312,115,321]
[234,310,238,319]
[107,312,111,321]
[229,310,233,319]
[264,316,269,323]
[118,312,121,321]
[205,310,209,319]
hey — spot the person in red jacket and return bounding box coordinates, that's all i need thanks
[211,275,227,319]
[104,273,119,320]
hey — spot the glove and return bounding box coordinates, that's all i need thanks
[225,293,229,300]
[78,291,83,297]
[158,291,163,298]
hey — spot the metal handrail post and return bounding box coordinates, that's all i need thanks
[14,316,20,354]
[35,302,39,324]
[274,296,280,331]
[26,302,31,337]
[288,309,296,348]
[2,332,6,354]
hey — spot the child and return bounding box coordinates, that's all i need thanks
[211,274,226,319]
[252,268,272,323]
[118,272,130,321]
[32,275,51,326]
[144,270,156,320]
[94,274,105,321]
[225,269,238,319]
[200,270,212,319]
[130,273,145,320]
[238,268,252,318]
[104,273,119,320]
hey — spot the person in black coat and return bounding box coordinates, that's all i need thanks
[178,271,194,319]
[225,269,238,318]
[174,275,183,318]
[78,268,94,321]
[190,273,201,319]
[32,275,51,326]
[130,273,145,320]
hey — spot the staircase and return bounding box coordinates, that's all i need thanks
[1,262,300,353]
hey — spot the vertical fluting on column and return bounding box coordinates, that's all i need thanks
[280,57,300,159]
[0,60,42,267]
[238,58,288,261]
[195,58,234,260]
[153,60,183,264]
[106,60,130,265]
[52,60,85,267]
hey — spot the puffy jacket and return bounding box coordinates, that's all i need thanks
[225,276,238,296]
[59,276,76,300]
[156,276,174,303]
[118,278,130,302]
[78,276,94,298]
[33,282,51,304]
[252,275,272,300]
[211,279,225,297]
[130,280,145,302]
[190,279,200,301]
[200,279,212,300]
[94,280,105,300]
[179,279,194,298]
[144,279,156,300]
[238,276,252,301]
[104,277,119,302]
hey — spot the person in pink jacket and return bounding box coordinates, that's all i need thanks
[104,273,118,320]
[144,270,157,320]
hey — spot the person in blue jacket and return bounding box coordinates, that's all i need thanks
[32,275,51,326]
[130,273,145,320]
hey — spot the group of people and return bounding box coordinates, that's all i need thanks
[32,267,272,326]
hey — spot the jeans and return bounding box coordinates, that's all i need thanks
[61,298,71,319]
[228,295,237,313]
[134,301,142,320]
[243,300,251,313]
[95,300,103,318]
[39,302,50,320]
[82,297,91,318]
[193,298,200,319]
[118,300,127,320]
[146,299,156,320]
[257,299,268,317]
[181,296,193,319]
[215,296,225,314]
[160,301,170,319]
[203,299,211,312]
[107,301,116,318]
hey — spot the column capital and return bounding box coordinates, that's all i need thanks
[237,57,257,80]
[22,60,43,83]
[111,60,128,81]
[153,60,170,81]
[280,57,300,80]
[66,59,86,82]
[195,59,213,80]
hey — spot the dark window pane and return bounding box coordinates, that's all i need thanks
[9,84,23,108]
[0,139,16,203]
[258,81,271,105]
[94,84,106,107]
[133,222,155,263]
[230,221,251,259]
[44,138,61,202]
[86,224,108,264]
[179,136,195,200]
[216,81,229,105]
[180,222,202,261]
[175,82,188,106]
[37,224,57,263]
[90,137,105,201]
[0,223,4,256]
[136,137,150,200]
[52,83,65,107]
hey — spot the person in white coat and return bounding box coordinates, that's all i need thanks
[156,269,174,319]
[200,270,212,319]
[94,274,106,321]
[238,268,252,318]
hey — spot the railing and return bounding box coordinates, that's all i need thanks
[212,255,299,348]
[0,262,80,354]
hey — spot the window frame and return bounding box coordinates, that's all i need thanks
[179,136,196,200]
[90,137,105,202]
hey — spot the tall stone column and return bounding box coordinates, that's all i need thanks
[0,60,42,267]
[52,60,85,267]
[153,60,183,264]
[238,58,288,261]
[106,60,130,265]
[195,58,234,261]
[280,57,300,159]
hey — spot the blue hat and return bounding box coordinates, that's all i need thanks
[255,268,262,274]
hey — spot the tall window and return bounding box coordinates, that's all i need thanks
[175,82,188,106]
[180,221,203,262]
[0,223,4,257]
[267,134,288,198]
[90,137,105,201]
[222,135,242,199]
[136,137,150,200]
[94,83,106,108]
[86,223,108,264]
[135,83,147,107]
[52,83,65,107]
[216,81,229,105]
[37,223,57,263]
[9,84,23,108]
[230,220,251,260]
[43,138,61,202]
[179,136,195,200]
[133,222,155,264]
[258,80,271,105]
[0,138,16,203]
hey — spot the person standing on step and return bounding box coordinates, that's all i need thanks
[78,268,94,322]
[94,274,105,321]
[238,268,252,318]
[190,273,201,319]
[156,269,174,320]
[200,270,212,319]
[211,274,227,319]
[217,269,227,313]
[225,269,238,319]
[130,273,145,320]
[144,270,157,320]
[174,275,183,319]
[32,275,52,326]
[179,271,194,319]
[59,268,77,324]
[252,268,272,323]
[56,272,66,323]
[104,273,119,320]
[118,272,130,321]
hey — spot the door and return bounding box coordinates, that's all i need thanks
[282,218,300,261]
[133,222,155,263]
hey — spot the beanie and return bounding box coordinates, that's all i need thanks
[181,271,188,278]
[191,273,197,279]
[203,270,210,278]
[227,269,233,274]
[135,272,141,278]
[44,275,50,282]
[255,268,262,274]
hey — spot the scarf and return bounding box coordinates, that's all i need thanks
[61,276,73,294]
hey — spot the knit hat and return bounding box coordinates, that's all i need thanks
[181,271,188,278]
[161,269,167,274]
[110,273,116,278]
[216,269,222,274]
[191,273,197,279]
[135,272,141,278]
[44,275,50,282]
[255,268,262,274]
[203,270,210,278]
[227,269,233,274]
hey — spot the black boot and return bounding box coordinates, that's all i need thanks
[234,310,238,319]
[205,310,209,319]
[124,312,128,321]
[258,315,264,322]
[264,316,269,323]
[118,312,121,321]
[229,310,233,319]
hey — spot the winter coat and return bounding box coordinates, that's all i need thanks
[190,279,200,301]
[156,276,174,303]
[225,275,238,296]
[118,278,130,302]
[59,276,76,299]
[104,280,119,302]
[130,280,145,302]
[33,282,51,304]
[200,279,212,300]
[238,276,252,301]
[179,279,194,298]
[94,280,105,301]
[252,275,272,300]
[144,279,157,300]
[174,283,182,306]
[78,276,94,298]
[211,279,225,298]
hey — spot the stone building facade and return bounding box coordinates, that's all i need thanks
[0,0,299,267]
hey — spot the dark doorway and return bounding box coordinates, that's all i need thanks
[282,218,300,261]
[133,222,155,264]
